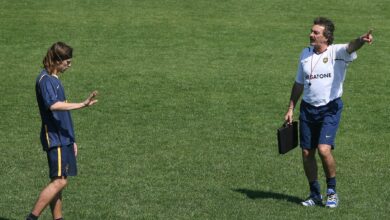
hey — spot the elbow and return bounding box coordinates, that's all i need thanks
[49,102,60,111]
[294,82,304,90]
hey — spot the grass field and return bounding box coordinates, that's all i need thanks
[1,0,389,219]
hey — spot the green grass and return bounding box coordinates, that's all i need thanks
[1,0,389,219]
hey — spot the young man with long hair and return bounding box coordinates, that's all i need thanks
[27,42,98,220]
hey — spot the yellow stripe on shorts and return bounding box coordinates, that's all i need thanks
[57,146,62,176]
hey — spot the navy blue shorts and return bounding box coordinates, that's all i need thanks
[46,144,77,178]
[299,98,343,149]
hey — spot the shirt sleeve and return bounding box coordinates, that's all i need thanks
[295,49,305,84]
[38,77,59,109]
[295,61,304,84]
[335,44,357,62]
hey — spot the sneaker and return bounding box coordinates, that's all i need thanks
[26,213,38,220]
[326,193,339,208]
[301,194,323,206]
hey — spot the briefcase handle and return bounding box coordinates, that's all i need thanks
[282,121,293,127]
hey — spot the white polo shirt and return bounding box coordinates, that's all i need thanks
[295,44,357,106]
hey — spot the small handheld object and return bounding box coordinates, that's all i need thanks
[277,121,298,154]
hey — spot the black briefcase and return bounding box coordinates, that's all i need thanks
[277,121,298,154]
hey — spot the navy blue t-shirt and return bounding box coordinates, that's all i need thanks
[35,69,75,151]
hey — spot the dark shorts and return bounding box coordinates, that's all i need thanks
[299,98,343,149]
[46,144,77,178]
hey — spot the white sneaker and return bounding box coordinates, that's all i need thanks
[301,194,323,207]
[325,193,339,208]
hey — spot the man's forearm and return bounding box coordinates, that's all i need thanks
[288,82,304,109]
[50,101,86,111]
[347,37,365,54]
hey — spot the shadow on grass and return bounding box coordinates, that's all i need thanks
[0,217,12,220]
[233,188,302,204]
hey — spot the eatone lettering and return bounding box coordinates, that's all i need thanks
[306,73,332,80]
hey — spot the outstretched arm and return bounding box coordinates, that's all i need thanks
[347,30,373,54]
[50,91,98,111]
[284,82,304,124]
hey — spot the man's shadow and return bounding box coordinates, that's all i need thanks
[0,217,12,220]
[233,188,302,204]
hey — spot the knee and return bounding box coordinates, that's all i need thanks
[302,149,315,159]
[302,149,309,158]
[318,145,332,157]
[51,177,68,189]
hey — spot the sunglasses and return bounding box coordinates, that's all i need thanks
[54,51,72,65]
